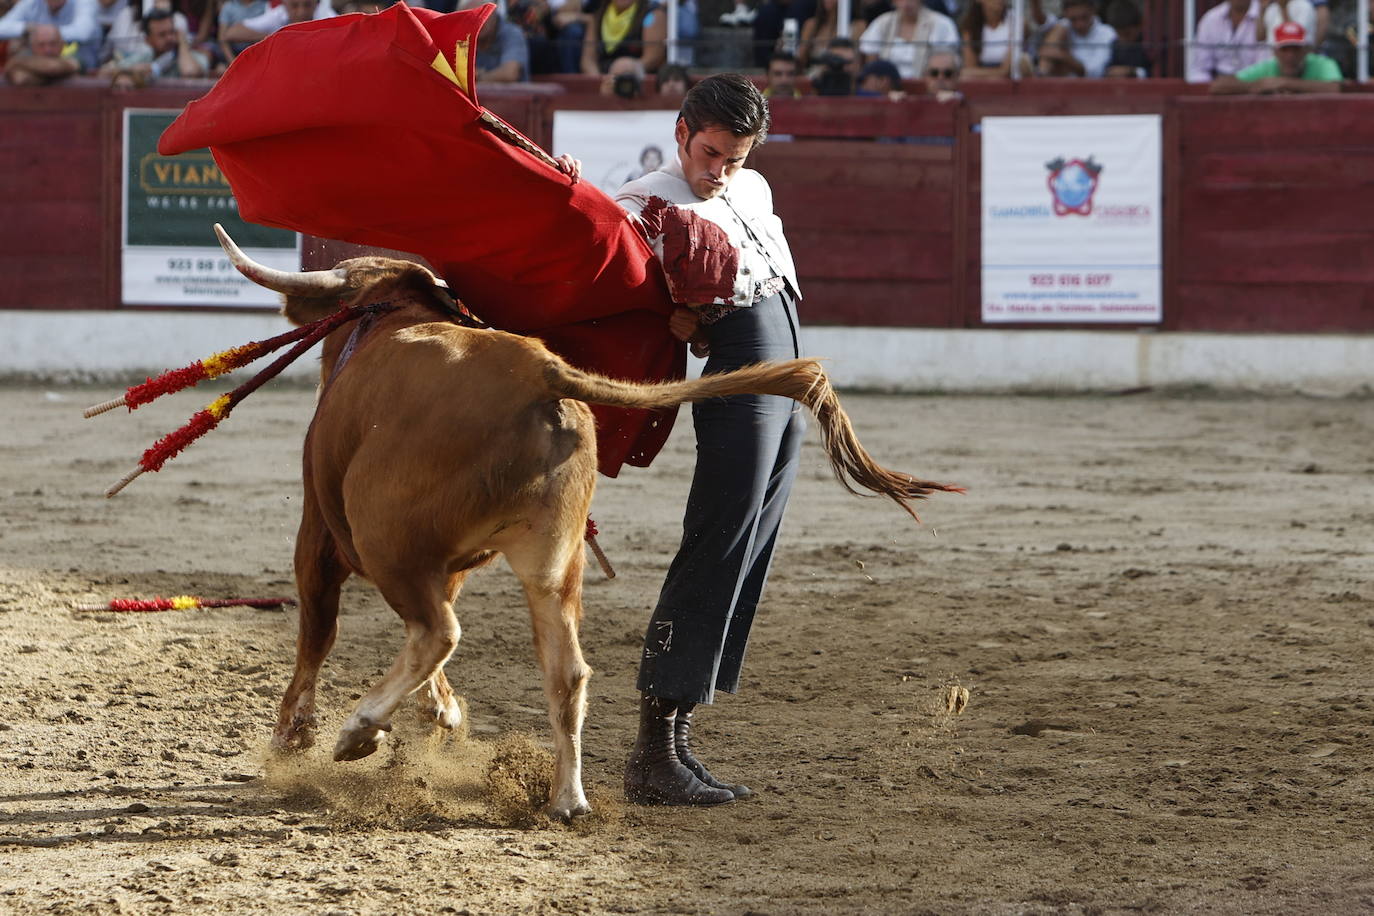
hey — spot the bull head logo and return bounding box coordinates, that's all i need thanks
[1045,155,1103,217]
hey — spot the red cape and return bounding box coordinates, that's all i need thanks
[159,3,682,477]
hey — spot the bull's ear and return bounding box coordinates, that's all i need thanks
[281,295,345,327]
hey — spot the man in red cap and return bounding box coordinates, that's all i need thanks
[1209,20,1341,93]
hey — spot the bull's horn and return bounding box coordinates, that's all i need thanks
[214,223,348,296]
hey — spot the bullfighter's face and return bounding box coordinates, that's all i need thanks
[675,120,754,200]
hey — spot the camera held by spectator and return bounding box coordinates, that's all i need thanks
[601,54,644,97]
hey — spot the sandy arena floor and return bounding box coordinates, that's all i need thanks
[1,381,1371,915]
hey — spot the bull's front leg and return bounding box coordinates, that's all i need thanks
[334,601,460,762]
[275,498,349,751]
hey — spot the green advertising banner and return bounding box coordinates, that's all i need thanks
[122,108,299,307]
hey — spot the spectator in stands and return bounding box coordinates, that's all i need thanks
[543,0,591,73]
[958,0,1041,78]
[4,21,79,83]
[1036,0,1116,77]
[179,0,215,57]
[765,48,800,96]
[1256,0,1326,50]
[739,0,808,68]
[94,0,124,40]
[0,0,101,70]
[858,0,958,81]
[656,60,688,95]
[101,6,207,81]
[925,46,961,98]
[507,0,558,74]
[855,56,902,96]
[810,34,858,94]
[600,52,644,95]
[1104,0,1150,76]
[222,0,331,46]
[580,0,665,75]
[1209,19,1340,92]
[215,0,265,67]
[798,0,858,70]
[102,0,190,63]
[473,7,529,81]
[1187,0,1267,82]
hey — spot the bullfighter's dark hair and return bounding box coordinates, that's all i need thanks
[678,73,770,148]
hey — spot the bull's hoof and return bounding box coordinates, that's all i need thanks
[271,714,318,753]
[333,721,388,761]
[545,798,592,822]
[270,732,315,754]
[425,696,462,731]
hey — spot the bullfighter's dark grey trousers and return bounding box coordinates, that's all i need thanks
[637,290,804,705]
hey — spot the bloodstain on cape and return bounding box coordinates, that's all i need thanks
[158,3,681,477]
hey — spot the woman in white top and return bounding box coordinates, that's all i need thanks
[858,0,959,80]
[958,0,1043,77]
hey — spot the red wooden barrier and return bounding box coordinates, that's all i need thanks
[758,98,958,327]
[0,84,109,311]
[1172,96,1374,332]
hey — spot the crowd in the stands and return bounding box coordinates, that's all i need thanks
[0,0,1354,94]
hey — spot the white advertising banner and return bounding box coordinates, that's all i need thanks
[551,110,679,198]
[981,114,1162,324]
[122,109,299,308]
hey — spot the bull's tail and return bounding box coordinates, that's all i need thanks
[544,358,963,519]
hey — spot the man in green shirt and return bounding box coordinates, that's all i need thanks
[1210,20,1341,94]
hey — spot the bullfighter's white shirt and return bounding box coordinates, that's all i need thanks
[615,159,800,308]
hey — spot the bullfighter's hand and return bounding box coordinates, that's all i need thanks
[668,306,700,342]
[555,154,582,184]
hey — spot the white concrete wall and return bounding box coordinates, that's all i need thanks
[3,311,1371,395]
[0,311,324,381]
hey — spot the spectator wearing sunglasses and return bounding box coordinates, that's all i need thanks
[925,48,961,99]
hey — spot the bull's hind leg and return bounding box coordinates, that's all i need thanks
[275,493,351,751]
[333,572,461,762]
[503,529,593,821]
[422,668,463,732]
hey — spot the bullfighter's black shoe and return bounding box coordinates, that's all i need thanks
[624,695,734,806]
[674,703,753,799]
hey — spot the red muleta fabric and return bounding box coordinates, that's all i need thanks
[157,4,683,476]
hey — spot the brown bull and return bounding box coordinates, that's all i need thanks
[216,227,956,820]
